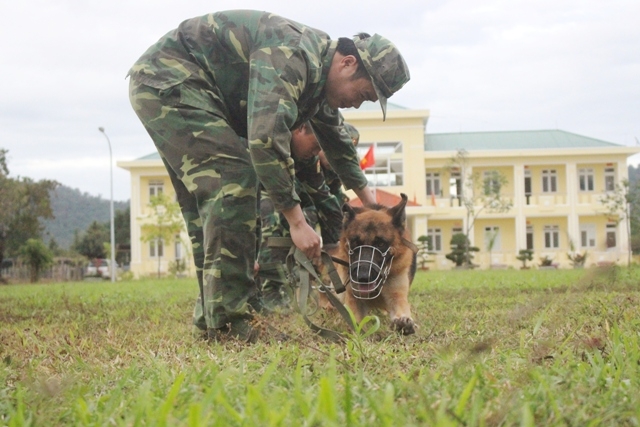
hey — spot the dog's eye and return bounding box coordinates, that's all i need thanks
[373,237,388,249]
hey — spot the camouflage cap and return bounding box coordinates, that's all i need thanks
[353,33,410,121]
[343,122,360,146]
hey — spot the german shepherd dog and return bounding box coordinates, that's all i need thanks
[329,193,417,335]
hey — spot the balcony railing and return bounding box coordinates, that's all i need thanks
[524,192,566,206]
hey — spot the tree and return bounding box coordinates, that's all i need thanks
[18,238,53,283]
[74,221,109,260]
[516,249,533,269]
[0,150,58,282]
[599,179,638,265]
[445,149,512,264]
[416,235,435,270]
[445,233,479,268]
[111,207,131,266]
[140,193,186,278]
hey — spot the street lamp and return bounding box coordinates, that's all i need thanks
[98,127,116,283]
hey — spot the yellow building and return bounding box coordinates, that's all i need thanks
[117,153,191,278]
[119,103,639,276]
[344,103,640,270]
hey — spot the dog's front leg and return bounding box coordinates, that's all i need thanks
[383,282,416,335]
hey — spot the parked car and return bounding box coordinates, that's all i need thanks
[85,258,118,279]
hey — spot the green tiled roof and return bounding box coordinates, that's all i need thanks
[342,100,407,112]
[137,152,161,160]
[425,130,623,152]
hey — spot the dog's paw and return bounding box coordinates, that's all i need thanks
[392,317,416,335]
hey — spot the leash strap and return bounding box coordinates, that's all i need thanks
[268,237,355,341]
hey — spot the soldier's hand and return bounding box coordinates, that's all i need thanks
[280,204,322,262]
[290,222,322,262]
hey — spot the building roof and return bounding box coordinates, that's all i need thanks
[137,152,161,160]
[341,100,408,113]
[425,129,624,152]
[348,189,420,208]
[137,129,626,161]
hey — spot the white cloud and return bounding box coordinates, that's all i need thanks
[1,0,639,203]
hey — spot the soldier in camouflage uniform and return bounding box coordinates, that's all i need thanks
[127,10,410,342]
[257,120,348,309]
[320,122,361,205]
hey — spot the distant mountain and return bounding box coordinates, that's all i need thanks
[42,185,129,250]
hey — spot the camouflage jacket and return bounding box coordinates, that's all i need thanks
[127,10,367,211]
[294,156,343,244]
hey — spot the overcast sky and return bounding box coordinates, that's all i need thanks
[1,0,638,201]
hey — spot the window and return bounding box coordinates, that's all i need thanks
[606,224,617,248]
[358,142,403,186]
[526,225,534,250]
[149,239,164,258]
[580,224,596,248]
[426,173,441,196]
[450,171,462,206]
[524,169,532,205]
[524,169,532,195]
[542,170,557,193]
[605,168,616,192]
[483,171,501,195]
[149,181,164,198]
[543,225,559,249]
[428,228,442,252]
[484,226,501,251]
[578,168,594,192]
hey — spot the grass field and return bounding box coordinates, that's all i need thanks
[1,267,640,426]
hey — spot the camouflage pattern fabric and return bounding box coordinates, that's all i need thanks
[323,122,360,204]
[129,79,259,330]
[127,10,408,331]
[295,156,343,244]
[127,10,368,211]
[257,155,342,296]
[352,33,411,120]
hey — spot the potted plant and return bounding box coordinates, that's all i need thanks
[516,249,533,270]
[567,251,588,269]
[567,237,588,269]
[539,255,557,270]
[445,233,479,269]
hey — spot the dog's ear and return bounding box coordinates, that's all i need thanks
[388,193,408,230]
[342,202,357,227]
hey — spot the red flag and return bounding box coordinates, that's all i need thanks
[360,145,375,170]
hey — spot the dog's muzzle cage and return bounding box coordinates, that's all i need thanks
[347,242,394,299]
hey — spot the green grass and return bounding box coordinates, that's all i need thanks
[1,267,640,426]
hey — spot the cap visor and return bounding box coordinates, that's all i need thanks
[371,83,388,121]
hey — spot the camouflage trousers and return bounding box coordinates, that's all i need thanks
[128,77,260,330]
[257,179,318,294]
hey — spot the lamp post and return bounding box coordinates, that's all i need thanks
[98,127,116,283]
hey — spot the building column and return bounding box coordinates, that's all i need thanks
[514,164,526,251]
[618,159,631,264]
[131,173,142,274]
[565,162,579,247]
[413,214,428,242]
[464,165,474,246]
